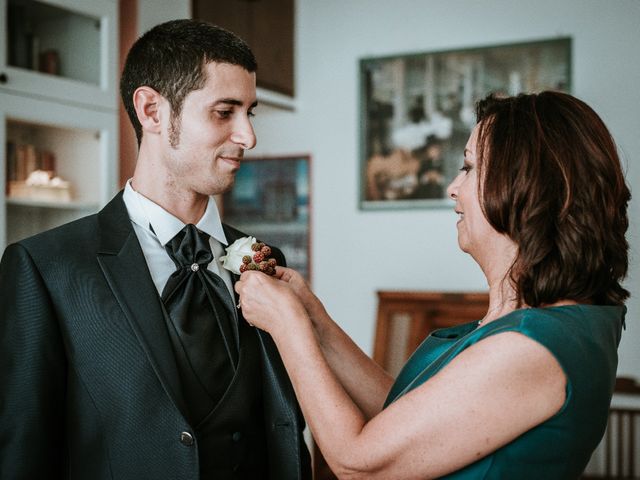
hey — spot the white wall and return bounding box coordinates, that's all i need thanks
[250,0,640,378]
[136,0,640,378]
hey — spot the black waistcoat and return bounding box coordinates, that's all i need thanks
[164,307,268,479]
[196,318,268,479]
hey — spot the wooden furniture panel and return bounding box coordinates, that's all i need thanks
[373,291,489,376]
[192,0,294,96]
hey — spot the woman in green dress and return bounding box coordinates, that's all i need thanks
[236,91,630,479]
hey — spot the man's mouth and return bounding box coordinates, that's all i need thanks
[219,155,242,168]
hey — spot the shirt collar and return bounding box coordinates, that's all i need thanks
[123,180,228,247]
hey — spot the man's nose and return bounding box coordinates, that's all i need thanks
[231,117,257,150]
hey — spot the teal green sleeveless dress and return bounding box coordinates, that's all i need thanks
[384,305,625,479]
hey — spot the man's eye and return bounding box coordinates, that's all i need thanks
[216,110,232,119]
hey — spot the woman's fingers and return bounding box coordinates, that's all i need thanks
[237,271,288,326]
[236,270,309,335]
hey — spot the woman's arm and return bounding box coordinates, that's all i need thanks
[236,271,567,479]
[275,267,393,419]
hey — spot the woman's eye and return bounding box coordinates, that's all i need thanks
[459,164,471,173]
[216,110,232,119]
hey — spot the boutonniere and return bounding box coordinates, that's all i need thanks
[219,236,278,275]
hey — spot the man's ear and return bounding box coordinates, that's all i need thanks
[133,86,164,135]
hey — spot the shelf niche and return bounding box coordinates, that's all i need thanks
[5,119,101,244]
[7,0,101,84]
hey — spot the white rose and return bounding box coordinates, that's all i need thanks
[219,236,257,275]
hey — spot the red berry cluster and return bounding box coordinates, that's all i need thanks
[239,242,277,275]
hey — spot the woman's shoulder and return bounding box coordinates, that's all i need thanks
[473,304,624,377]
[486,303,625,334]
[476,304,624,391]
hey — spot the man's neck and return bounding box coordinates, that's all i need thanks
[131,143,210,225]
[130,177,208,225]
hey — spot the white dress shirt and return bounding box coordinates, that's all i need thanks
[122,180,235,298]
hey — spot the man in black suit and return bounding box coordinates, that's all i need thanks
[0,19,311,479]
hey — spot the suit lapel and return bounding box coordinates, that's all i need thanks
[221,224,245,324]
[96,192,188,417]
[222,223,306,477]
[219,224,243,354]
[221,224,242,302]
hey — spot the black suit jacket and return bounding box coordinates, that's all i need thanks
[0,192,311,480]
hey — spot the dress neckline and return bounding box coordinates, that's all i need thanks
[432,304,624,340]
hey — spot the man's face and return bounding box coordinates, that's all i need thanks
[160,62,257,196]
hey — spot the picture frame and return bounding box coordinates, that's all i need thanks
[359,37,572,210]
[221,155,312,281]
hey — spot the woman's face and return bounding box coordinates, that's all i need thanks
[446,125,500,258]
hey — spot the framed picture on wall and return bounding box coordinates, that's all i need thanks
[359,37,572,210]
[221,155,312,281]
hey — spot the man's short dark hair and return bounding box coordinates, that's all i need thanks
[120,19,257,145]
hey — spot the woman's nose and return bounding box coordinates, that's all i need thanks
[446,176,459,200]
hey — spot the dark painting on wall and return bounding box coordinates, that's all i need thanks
[222,155,311,281]
[360,37,571,209]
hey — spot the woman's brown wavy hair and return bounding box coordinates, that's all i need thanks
[475,91,630,307]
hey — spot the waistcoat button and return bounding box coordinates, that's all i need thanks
[232,431,242,442]
[180,431,194,446]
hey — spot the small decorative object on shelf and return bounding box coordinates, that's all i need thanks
[6,141,56,182]
[9,169,72,202]
[39,49,60,76]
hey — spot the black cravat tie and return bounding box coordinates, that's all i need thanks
[161,224,239,422]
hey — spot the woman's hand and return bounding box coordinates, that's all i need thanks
[273,267,324,318]
[235,270,310,336]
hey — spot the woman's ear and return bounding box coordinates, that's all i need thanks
[132,86,164,135]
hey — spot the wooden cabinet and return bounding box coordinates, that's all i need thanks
[373,291,489,376]
[0,0,118,251]
[192,0,294,97]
